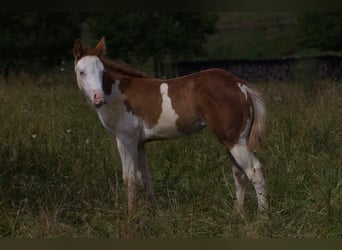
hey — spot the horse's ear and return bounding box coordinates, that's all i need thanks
[94,36,107,57]
[73,38,83,60]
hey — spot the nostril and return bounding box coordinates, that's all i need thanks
[93,92,104,106]
[94,92,101,100]
[93,93,105,108]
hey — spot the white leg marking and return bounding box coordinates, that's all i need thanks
[116,137,138,213]
[232,164,247,213]
[230,142,268,212]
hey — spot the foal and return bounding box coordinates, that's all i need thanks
[73,37,268,215]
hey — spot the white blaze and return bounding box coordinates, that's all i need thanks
[75,56,105,105]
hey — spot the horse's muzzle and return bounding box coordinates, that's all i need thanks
[92,91,106,108]
[93,99,106,108]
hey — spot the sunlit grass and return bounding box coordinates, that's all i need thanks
[0,73,341,238]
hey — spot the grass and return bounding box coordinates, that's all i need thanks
[0,72,341,238]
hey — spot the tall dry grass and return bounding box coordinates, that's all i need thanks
[0,73,340,238]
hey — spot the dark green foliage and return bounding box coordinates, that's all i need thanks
[0,12,218,77]
[299,12,342,51]
[0,13,87,75]
[3,12,342,78]
[86,13,218,77]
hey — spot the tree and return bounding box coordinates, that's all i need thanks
[0,13,87,77]
[86,13,219,77]
[299,12,342,52]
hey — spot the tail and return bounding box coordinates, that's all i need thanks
[246,86,266,151]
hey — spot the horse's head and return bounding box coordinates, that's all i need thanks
[73,37,107,108]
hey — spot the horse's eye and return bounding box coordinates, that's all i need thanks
[80,71,85,76]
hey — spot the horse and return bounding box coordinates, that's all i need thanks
[73,37,268,215]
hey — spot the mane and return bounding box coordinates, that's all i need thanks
[100,57,149,78]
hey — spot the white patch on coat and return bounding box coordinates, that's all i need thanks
[229,106,254,177]
[96,81,138,138]
[96,85,121,136]
[239,106,253,141]
[237,82,248,100]
[143,83,181,139]
[230,143,254,173]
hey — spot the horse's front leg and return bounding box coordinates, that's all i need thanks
[116,137,139,215]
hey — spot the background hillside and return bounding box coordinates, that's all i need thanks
[204,12,342,61]
[137,12,304,77]
[205,12,301,60]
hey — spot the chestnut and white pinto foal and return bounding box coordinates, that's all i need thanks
[73,37,268,215]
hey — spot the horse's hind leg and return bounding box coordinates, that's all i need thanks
[229,143,268,212]
[231,163,248,213]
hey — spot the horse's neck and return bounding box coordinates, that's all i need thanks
[102,58,148,79]
[106,79,125,102]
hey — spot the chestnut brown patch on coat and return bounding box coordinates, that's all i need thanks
[190,69,250,149]
[119,78,163,128]
[165,69,251,144]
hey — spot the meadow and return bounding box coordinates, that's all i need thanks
[0,72,341,238]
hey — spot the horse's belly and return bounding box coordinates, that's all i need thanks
[142,117,206,141]
[143,120,183,140]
